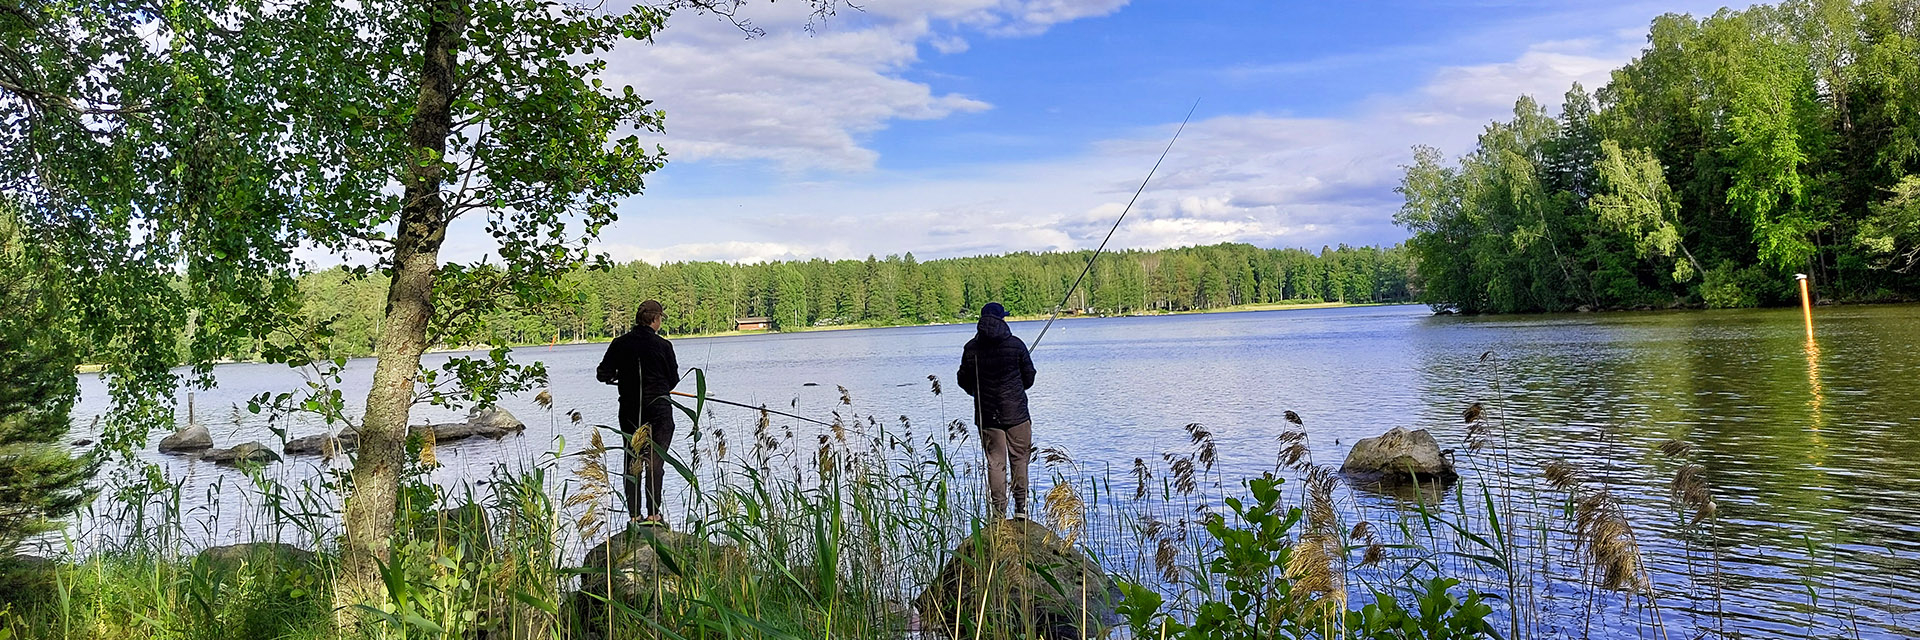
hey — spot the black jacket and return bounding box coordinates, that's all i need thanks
[957,315,1036,429]
[597,326,681,414]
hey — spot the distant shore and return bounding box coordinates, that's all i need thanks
[520,299,1406,349]
[75,300,1410,372]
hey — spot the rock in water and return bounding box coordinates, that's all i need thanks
[283,408,525,456]
[915,519,1123,640]
[202,441,281,466]
[158,423,214,453]
[574,524,744,622]
[1339,427,1457,485]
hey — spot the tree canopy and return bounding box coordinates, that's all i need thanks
[1397,0,1920,313]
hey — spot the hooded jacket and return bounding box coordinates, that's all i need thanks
[956,314,1036,429]
[596,325,681,419]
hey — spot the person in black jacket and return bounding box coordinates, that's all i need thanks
[956,302,1037,520]
[596,299,682,526]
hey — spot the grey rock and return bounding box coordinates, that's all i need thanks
[915,519,1123,640]
[0,554,59,603]
[574,524,745,622]
[1339,427,1457,486]
[158,423,214,453]
[196,542,315,571]
[202,441,281,466]
[413,504,492,552]
[284,408,525,456]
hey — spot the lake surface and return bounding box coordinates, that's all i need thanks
[62,303,1920,639]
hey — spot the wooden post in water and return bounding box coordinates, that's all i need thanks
[1796,273,1814,339]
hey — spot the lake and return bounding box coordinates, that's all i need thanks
[64,303,1920,638]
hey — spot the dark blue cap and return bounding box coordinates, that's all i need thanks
[981,302,1008,318]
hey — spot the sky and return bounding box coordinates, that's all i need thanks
[444,0,1752,265]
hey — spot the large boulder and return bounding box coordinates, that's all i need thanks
[202,441,281,466]
[1339,427,1456,485]
[915,519,1123,640]
[284,408,526,456]
[573,524,744,622]
[428,408,525,443]
[158,423,214,453]
[195,542,316,571]
[412,504,492,554]
[0,554,59,605]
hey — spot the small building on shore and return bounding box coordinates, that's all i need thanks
[735,316,772,332]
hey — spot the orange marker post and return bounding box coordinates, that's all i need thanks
[1795,273,1814,339]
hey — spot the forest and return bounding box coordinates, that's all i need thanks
[1396,0,1920,314]
[296,242,1413,357]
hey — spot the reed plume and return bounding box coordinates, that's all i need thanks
[534,389,553,409]
[1463,402,1483,424]
[1284,410,1303,426]
[1043,482,1086,549]
[816,434,835,478]
[1185,423,1218,472]
[1154,536,1180,583]
[1670,463,1715,524]
[1660,439,1693,459]
[1040,446,1075,468]
[838,385,852,406]
[567,429,614,541]
[927,374,942,396]
[1543,459,1584,492]
[1170,457,1197,496]
[1132,458,1152,500]
[418,427,439,468]
[1573,489,1650,593]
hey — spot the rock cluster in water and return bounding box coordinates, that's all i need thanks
[282,408,525,457]
[915,519,1123,640]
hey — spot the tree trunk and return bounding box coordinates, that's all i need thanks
[335,0,464,624]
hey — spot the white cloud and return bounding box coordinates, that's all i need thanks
[596,0,1129,172]
[583,37,1637,263]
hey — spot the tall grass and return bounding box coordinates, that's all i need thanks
[0,363,1760,639]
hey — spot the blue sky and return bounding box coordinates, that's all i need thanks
[442,0,1751,265]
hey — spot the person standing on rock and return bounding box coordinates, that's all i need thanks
[957,302,1037,521]
[596,299,681,527]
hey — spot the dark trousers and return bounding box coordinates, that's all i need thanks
[979,420,1032,516]
[620,401,676,518]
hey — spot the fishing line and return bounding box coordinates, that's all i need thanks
[1030,98,1200,352]
[669,390,834,428]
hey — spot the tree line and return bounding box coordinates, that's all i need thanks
[1397,0,1920,314]
[296,242,1413,357]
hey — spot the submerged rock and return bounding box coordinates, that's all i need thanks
[1339,427,1456,486]
[284,408,526,456]
[158,423,214,453]
[203,441,281,465]
[915,519,1123,640]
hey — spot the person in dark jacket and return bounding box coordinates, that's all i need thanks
[596,299,682,526]
[956,302,1037,520]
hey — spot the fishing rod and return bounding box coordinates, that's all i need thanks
[1030,98,1200,352]
[669,390,835,428]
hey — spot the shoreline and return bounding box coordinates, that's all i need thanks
[74,301,1409,373]
[507,300,1409,350]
